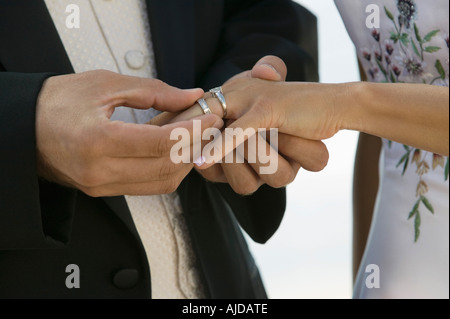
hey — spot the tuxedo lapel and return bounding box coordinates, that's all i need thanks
[145,0,196,88]
[0,0,140,237]
[0,0,73,73]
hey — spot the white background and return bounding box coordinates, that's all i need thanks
[246,0,361,299]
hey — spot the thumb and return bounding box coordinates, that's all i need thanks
[108,77,205,114]
[223,55,287,84]
[251,55,287,81]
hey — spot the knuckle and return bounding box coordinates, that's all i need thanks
[155,135,170,156]
[76,127,106,158]
[312,145,330,172]
[151,79,166,91]
[99,122,117,147]
[95,69,113,78]
[74,163,104,188]
[266,178,284,189]
[161,178,179,194]
[80,186,103,198]
[273,167,296,188]
[152,78,164,87]
[158,159,180,181]
[89,132,107,156]
[251,97,275,127]
[232,181,259,196]
[89,69,116,87]
[199,169,222,183]
[268,177,289,189]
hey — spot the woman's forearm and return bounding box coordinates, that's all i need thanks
[147,77,449,157]
[340,82,449,156]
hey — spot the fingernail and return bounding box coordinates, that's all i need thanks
[184,88,204,94]
[213,118,224,128]
[261,64,281,79]
[261,63,276,71]
[194,155,206,167]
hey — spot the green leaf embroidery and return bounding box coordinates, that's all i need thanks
[408,200,421,219]
[414,23,422,43]
[435,59,446,79]
[403,145,410,151]
[421,196,435,214]
[402,155,410,175]
[400,33,409,47]
[390,32,399,43]
[384,6,395,21]
[375,59,385,73]
[423,29,440,42]
[424,46,441,53]
[396,153,409,168]
[388,140,393,148]
[375,59,389,81]
[414,211,421,242]
[390,70,397,83]
[445,157,449,181]
[411,39,421,57]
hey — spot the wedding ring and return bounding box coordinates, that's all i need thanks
[209,86,227,118]
[197,98,212,115]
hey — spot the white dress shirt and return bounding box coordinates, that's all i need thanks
[44,0,204,299]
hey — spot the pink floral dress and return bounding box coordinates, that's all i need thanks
[335,0,449,298]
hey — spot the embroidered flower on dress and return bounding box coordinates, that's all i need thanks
[432,154,445,170]
[362,49,372,61]
[368,67,379,79]
[385,40,395,55]
[416,180,429,197]
[416,161,430,176]
[397,0,417,29]
[375,51,383,62]
[360,2,449,242]
[386,55,392,65]
[401,55,425,77]
[412,149,422,165]
[392,65,402,76]
[372,29,381,42]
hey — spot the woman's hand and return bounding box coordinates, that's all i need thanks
[196,71,449,168]
[195,78,340,170]
[149,56,330,194]
[218,78,343,139]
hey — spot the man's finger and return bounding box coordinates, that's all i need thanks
[239,133,296,188]
[104,114,222,158]
[221,160,263,195]
[146,111,180,126]
[95,156,193,185]
[195,165,228,183]
[106,76,204,115]
[79,166,192,197]
[251,55,287,81]
[278,134,329,172]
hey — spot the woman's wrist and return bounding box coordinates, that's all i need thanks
[336,81,371,133]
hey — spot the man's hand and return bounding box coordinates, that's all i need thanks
[36,70,222,197]
[149,56,329,195]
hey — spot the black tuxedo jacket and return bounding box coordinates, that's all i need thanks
[0,0,317,298]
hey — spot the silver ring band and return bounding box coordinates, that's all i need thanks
[197,98,212,115]
[210,86,227,118]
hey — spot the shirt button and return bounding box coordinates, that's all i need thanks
[125,50,145,69]
[112,269,140,289]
